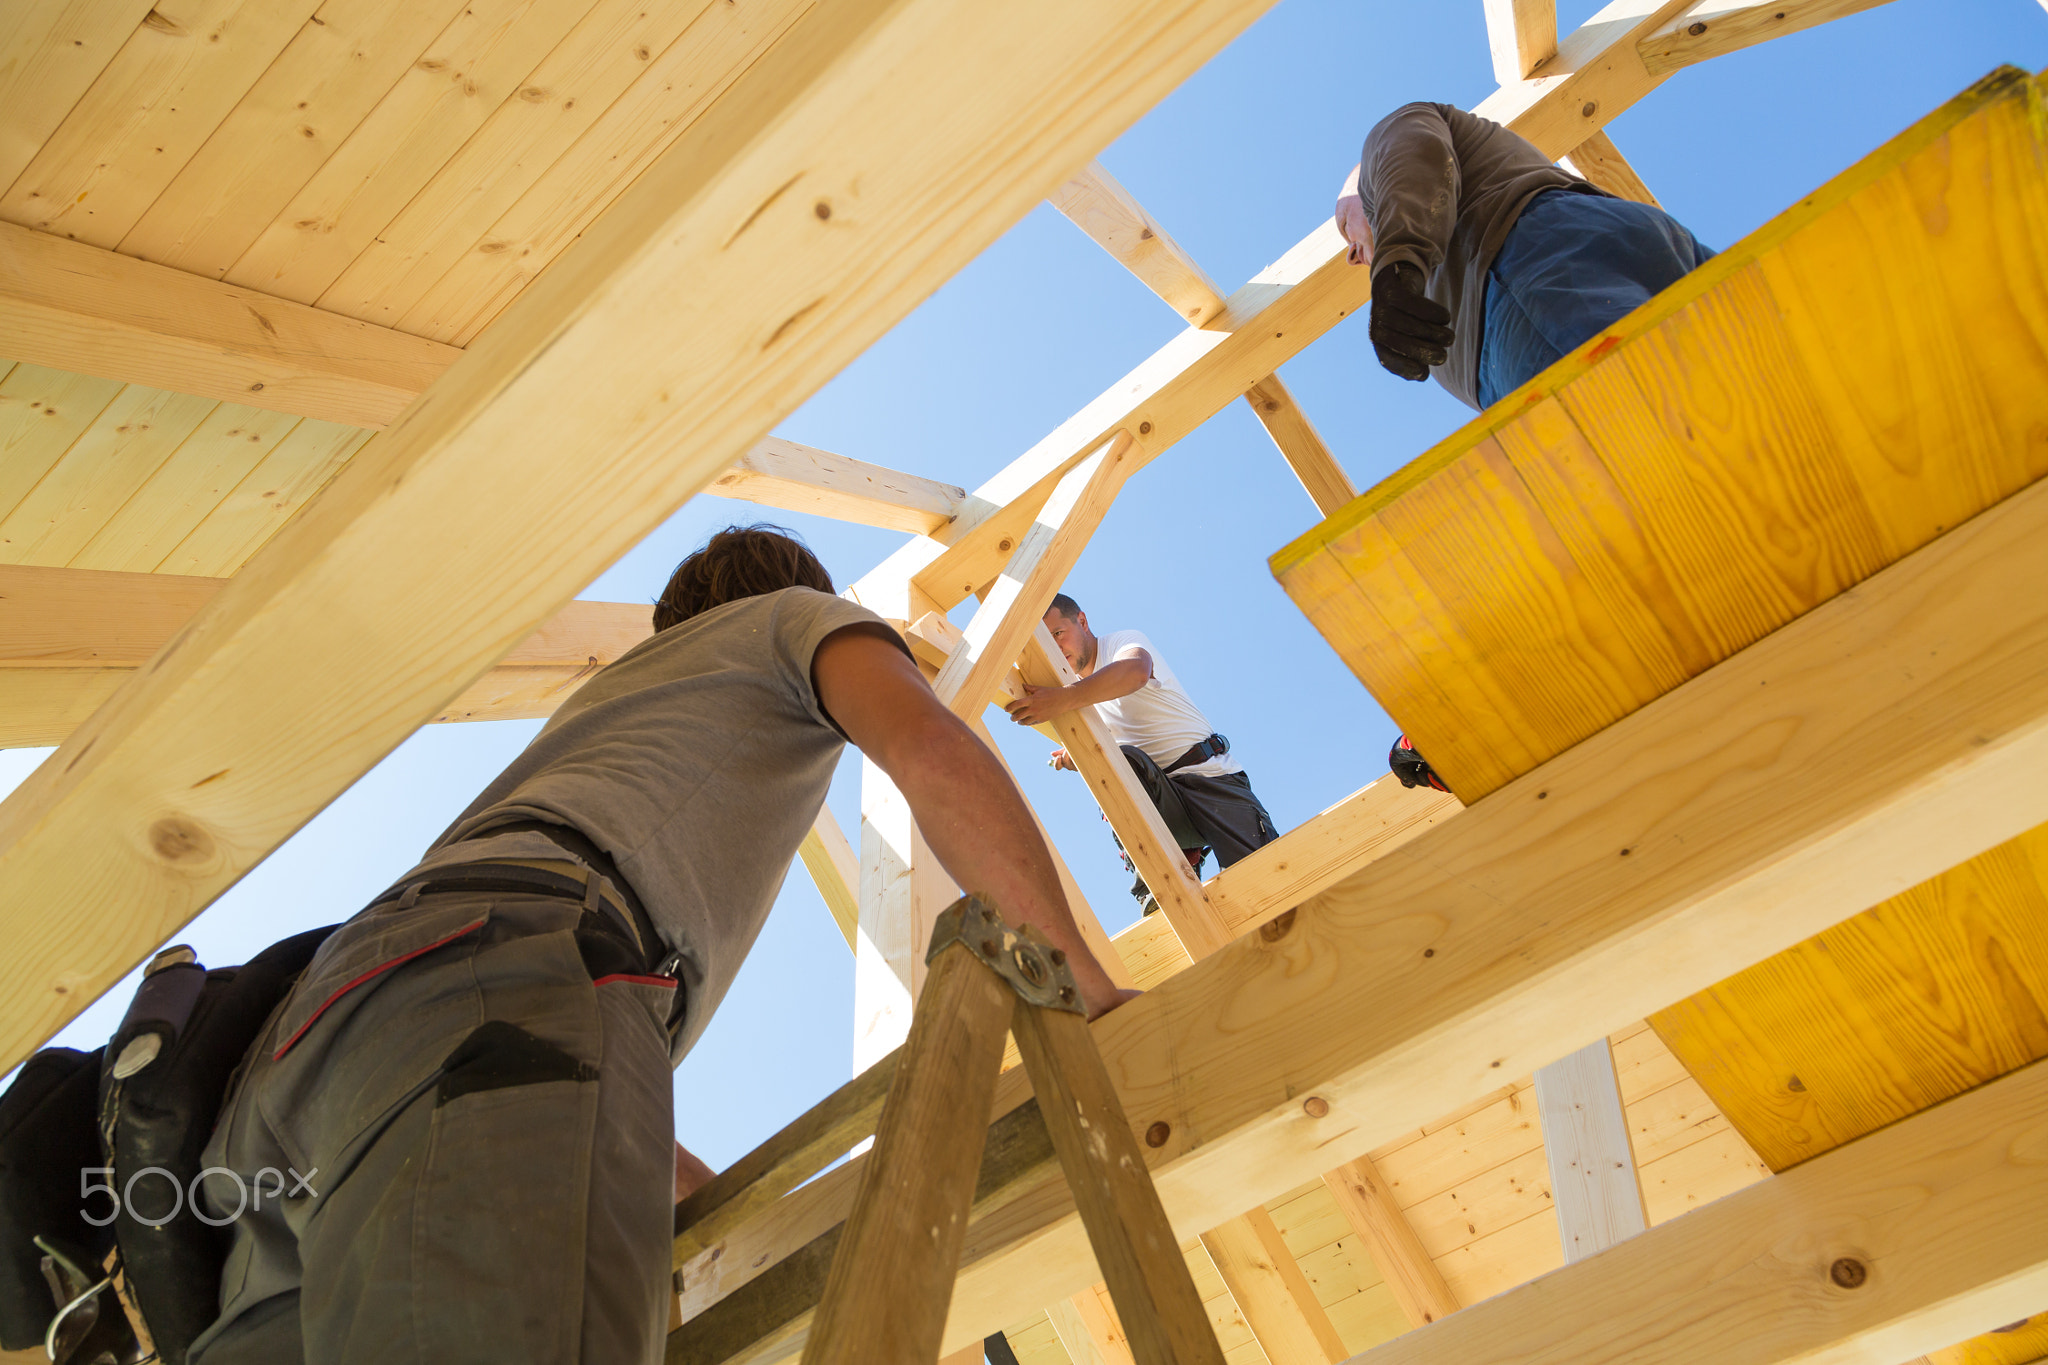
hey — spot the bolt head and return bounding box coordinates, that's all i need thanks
[1303,1096,1330,1118]
[1144,1121,1171,1148]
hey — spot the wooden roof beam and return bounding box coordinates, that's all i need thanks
[709,437,968,537]
[0,0,1282,1069]
[1482,0,1559,82]
[675,467,2048,1356]
[1559,129,1662,205]
[1351,1059,2048,1365]
[0,563,652,749]
[1639,0,1900,76]
[0,219,460,430]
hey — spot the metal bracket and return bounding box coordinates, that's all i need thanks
[925,896,1084,1015]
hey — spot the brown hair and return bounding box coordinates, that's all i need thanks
[653,524,834,631]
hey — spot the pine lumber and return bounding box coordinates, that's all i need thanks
[1532,1041,1649,1263]
[796,806,860,951]
[1048,160,1225,327]
[1482,0,1558,82]
[1638,0,1899,75]
[1197,1208,1347,1364]
[677,463,2048,1358]
[1321,1158,1460,1328]
[1343,1060,2048,1365]
[1241,373,1356,518]
[711,437,966,536]
[0,0,1281,1068]
[1560,130,1661,206]
[0,221,462,428]
[0,563,653,748]
[0,0,156,194]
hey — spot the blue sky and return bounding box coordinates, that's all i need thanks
[6,0,2043,1168]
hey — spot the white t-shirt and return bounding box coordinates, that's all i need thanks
[1089,630,1240,779]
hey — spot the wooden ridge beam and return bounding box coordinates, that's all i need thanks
[0,220,461,430]
[0,564,650,749]
[675,467,2048,1359]
[1349,1059,2048,1365]
[0,0,1284,1070]
[862,0,1716,618]
[1638,0,1900,76]
[710,437,968,536]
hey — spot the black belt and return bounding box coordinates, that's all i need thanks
[1162,733,1229,775]
[373,821,678,982]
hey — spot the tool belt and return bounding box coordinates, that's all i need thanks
[1161,732,1229,775]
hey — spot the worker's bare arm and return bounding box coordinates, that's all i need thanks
[1002,652,1151,727]
[676,1142,715,1202]
[812,626,1131,1017]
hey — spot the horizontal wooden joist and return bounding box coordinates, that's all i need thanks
[0,564,652,748]
[856,0,1711,616]
[0,220,462,430]
[1355,1058,2048,1365]
[0,0,1284,1069]
[1638,0,1899,76]
[678,468,2048,1360]
[709,437,967,536]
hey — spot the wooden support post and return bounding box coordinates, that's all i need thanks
[1240,373,1356,518]
[1560,129,1662,206]
[854,760,958,1072]
[1198,1207,1349,1364]
[1048,1290,1138,1365]
[1019,626,1232,959]
[933,432,1132,720]
[803,942,1016,1365]
[1322,1156,1461,1328]
[1011,1000,1227,1365]
[797,806,861,952]
[1483,0,1559,81]
[1534,1040,1650,1263]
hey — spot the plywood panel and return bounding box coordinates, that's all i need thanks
[1273,67,2048,801]
[1653,823,2048,1171]
[0,383,214,564]
[1,0,321,246]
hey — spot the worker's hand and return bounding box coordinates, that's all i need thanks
[675,1142,715,1203]
[1369,261,1454,382]
[1004,682,1070,727]
[1047,747,1076,773]
[1334,166,1372,267]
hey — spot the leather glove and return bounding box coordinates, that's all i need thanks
[1369,261,1454,382]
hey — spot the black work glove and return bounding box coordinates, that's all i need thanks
[1369,261,1454,382]
[1388,734,1449,792]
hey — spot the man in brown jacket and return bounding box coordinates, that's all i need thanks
[1335,102,1713,411]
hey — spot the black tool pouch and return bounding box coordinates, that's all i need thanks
[0,924,337,1363]
[99,925,337,1365]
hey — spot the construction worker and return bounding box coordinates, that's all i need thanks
[184,526,1132,1363]
[1003,594,1278,913]
[1335,102,1714,410]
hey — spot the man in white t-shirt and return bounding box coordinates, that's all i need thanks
[1004,593,1279,912]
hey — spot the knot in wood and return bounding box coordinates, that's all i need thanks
[1829,1257,1867,1289]
[1144,1121,1170,1148]
[1302,1096,1330,1119]
[1259,909,1296,943]
[149,816,215,866]
[1688,20,1707,33]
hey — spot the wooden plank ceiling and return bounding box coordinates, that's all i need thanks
[0,0,814,577]
[1274,65,2048,1365]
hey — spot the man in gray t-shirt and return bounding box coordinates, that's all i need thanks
[188,527,1128,1365]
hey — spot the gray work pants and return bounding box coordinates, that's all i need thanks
[187,892,678,1364]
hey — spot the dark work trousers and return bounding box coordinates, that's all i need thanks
[1474,188,1715,408]
[1118,745,1280,903]
[187,892,678,1365]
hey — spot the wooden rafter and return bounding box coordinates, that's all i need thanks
[678,467,2048,1354]
[710,437,968,536]
[0,563,650,749]
[797,806,861,951]
[1346,1059,2048,1365]
[1045,159,1357,520]
[1482,0,1559,82]
[1198,1207,1350,1363]
[0,0,1284,1070]
[1560,129,1663,205]
[0,219,460,429]
[1533,1041,1650,1263]
[1321,1157,1461,1328]
[1638,0,1900,75]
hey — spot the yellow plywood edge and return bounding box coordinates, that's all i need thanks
[1651,821,2048,1171]
[1271,64,2048,801]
